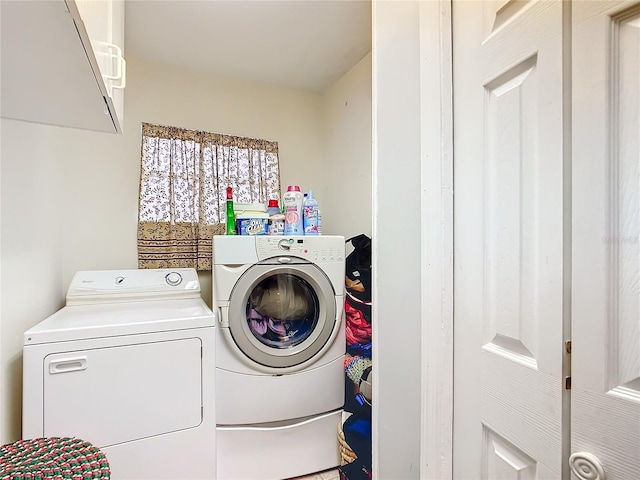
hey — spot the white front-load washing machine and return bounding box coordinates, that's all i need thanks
[22,268,216,480]
[212,235,345,480]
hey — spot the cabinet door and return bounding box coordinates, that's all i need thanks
[0,0,118,133]
[110,0,125,127]
[74,0,125,131]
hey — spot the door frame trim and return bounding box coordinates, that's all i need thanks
[419,1,454,478]
[372,0,454,476]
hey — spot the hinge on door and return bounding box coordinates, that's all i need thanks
[565,340,572,389]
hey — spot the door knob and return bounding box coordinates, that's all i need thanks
[569,452,605,480]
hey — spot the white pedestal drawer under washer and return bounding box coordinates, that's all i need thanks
[212,235,346,480]
[22,268,216,480]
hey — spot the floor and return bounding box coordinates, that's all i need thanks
[289,468,340,480]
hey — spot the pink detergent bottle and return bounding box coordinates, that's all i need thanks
[283,185,304,235]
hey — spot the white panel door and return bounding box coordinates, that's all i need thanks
[453,0,567,478]
[572,1,640,479]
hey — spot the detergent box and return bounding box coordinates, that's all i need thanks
[236,218,269,236]
[234,203,269,236]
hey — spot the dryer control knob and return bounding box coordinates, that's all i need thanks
[165,272,183,286]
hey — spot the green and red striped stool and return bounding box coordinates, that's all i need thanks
[0,437,110,480]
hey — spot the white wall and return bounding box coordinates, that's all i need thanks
[124,56,328,206]
[1,119,66,444]
[321,53,372,239]
[0,53,371,444]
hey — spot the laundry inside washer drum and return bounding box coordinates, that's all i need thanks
[249,275,315,320]
[247,308,315,347]
[247,275,318,348]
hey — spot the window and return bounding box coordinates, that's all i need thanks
[137,123,280,270]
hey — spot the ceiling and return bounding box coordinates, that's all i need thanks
[124,0,372,94]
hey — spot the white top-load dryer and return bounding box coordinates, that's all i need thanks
[22,268,215,480]
[212,235,345,480]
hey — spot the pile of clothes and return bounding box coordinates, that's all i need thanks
[339,234,372,480]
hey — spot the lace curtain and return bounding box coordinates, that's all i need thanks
[138,123,281,270]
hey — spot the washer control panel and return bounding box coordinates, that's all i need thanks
[255,236,344,263]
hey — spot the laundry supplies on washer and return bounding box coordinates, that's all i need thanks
[303,190,320,235]
[226,187,237,235]
[234,203,269,235]
[267,214,286,235]
[283,185,304,235]
[267,199,285,236]
[236,218,269,235]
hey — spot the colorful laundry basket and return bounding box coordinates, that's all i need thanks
[0,437,110,480]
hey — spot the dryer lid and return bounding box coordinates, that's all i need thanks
[24,298,214,345]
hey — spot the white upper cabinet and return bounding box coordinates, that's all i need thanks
[0,0,125,133]
[74,0,125,131]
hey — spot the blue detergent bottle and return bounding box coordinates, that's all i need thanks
[266,199,281,217]
[303,190,320,235]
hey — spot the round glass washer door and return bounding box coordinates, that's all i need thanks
[227,260,337,369]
